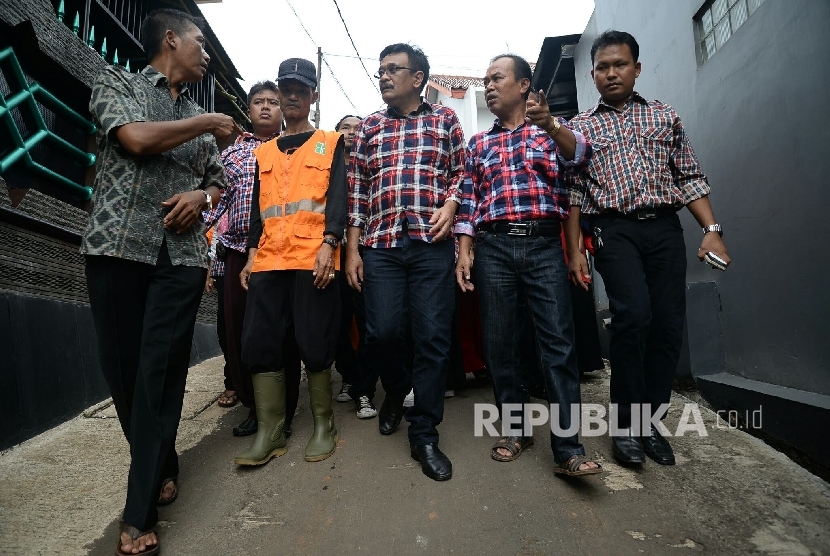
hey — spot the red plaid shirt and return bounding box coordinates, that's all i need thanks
[455,119,591,237]
[204,131,278,273]
[349,101,465,248]
[564,92,710,214]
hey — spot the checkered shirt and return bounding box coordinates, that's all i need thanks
[455,119,591,237]
[564,92,710,214]
[208,211,229,276]
[349,100,465,248]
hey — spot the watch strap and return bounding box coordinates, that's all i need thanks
[702,224,723,236]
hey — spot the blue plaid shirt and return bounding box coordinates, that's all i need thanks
[455,119,591,237]
[349,100,465,248]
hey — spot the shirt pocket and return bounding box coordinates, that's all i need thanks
[477,147,503,184]
[258,160,275,208]
[524,135,556,179]
[417,128,447,169]
[292,211,325,239]
[585,135,614,184]
[640,126,673,179]
[303,153,332,194]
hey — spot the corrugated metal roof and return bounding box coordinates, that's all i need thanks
[430,63,537,90]
[429,75,485,90]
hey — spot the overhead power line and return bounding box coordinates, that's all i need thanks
[331,0,380,94]
[323,53,486,75]
[284,0,317,50]
[320,56,359,113]
[283,0,360,113]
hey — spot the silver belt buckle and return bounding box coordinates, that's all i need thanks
[507,223,530,236]
[636,208,657,220]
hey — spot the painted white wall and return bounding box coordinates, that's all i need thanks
[428,84,493,145]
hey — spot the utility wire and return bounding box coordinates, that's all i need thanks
[283,0,360,113]
[284,0,317,50]
[331,0,380,94]
[321,55,360,113]
[324,53,486,75]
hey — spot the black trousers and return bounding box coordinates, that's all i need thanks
[334,248,360,384]
[222,249,254,407]
[591,212,687,429]
[213,276,233,391]
[223,250,302,415]
[85,241,205,531]
[242,270,340,374]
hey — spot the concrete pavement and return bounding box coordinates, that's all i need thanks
[1,357,829,555]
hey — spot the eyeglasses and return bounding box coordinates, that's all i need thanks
[373,65,416,79]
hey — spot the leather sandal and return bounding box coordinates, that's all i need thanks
[217,390,238,408]
[553,454,603,477]
[115,522,159,556]
[157,476,178,506]
[490,436,534,462]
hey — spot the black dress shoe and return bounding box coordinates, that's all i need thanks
[233,416,258,437]
[284,420,293,438]
[642,426,675,465]
[410,443,452,481]
[378,395,405,435]
[612,434,645,464]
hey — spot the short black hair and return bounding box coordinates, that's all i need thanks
[247,80,278,106]
[490,54,533,100]
[379,43,430,93]
[590,30,640,65]
[335,114,362,131]
[140,9,206,62]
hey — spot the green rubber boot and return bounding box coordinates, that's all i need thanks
[234,371,287,466]
[305,369,338,462]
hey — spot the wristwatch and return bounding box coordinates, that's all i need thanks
[322,237,339,249]
[202,189,212,210]
[702,224,723,236]
[546,118,562,137]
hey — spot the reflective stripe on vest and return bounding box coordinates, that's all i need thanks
[261,198,326,221]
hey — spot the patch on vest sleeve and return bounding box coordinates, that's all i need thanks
[315,142,326,154]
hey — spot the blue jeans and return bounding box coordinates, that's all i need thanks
[474,231,585,463]
[362,234,455,446]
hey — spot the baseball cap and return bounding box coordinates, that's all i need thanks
[278,58,317,89]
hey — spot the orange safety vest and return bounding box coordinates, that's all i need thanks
[251,129,341,272]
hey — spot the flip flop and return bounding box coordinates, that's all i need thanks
[116,522,159,556]
[157,476,178,506]
[217,390,238,408]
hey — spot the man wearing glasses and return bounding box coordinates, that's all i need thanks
[345,43,465,481]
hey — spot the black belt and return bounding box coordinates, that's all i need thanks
[590,207,679,221]
[477,220,561,237]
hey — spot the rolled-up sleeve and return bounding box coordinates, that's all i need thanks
[558,120,592,168]
[348,127,369,229]
[454,139,478,237]
[444,113,466,204]
[670,113,710,203]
